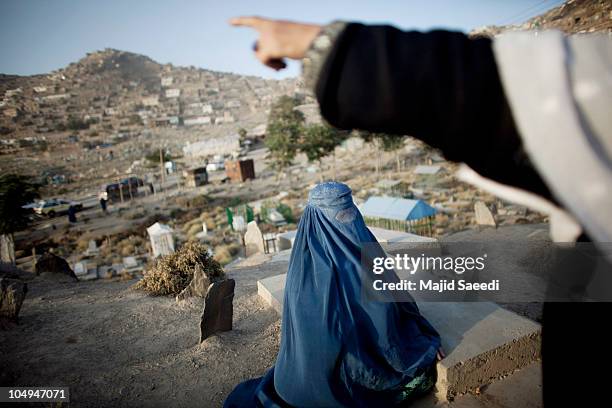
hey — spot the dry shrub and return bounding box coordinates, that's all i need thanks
[187,223,203,238]
[175,195,210,209]
[122,208,148,220]
[116,235,145,257]
[76,236,92,253]
[214,246,232,265]
[120,270,133,281]
[214,243,241,265]
[205,218,216,231]
[182,218,202,234]
[120,243,135,257]
[134,241,224,296]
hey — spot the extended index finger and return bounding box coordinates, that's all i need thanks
[229,16,267,29]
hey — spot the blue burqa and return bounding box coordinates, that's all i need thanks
[225,182,440,407]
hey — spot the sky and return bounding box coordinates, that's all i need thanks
[0,0,564,79]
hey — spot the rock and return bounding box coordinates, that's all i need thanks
[176,264,211,302]
[35,253,78,282]
[200,279,235,342]
[0,277,28,324]
[474,201,497,227]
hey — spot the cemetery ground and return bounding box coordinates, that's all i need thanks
[1,244,543,408]
[0,259,284,408]
[2,140,547,407]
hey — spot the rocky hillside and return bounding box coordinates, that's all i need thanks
[471,0,612,37]
[0,48,300,141]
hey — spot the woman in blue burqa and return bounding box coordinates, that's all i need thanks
[225,182,441,407]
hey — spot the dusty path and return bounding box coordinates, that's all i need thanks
[0,257,286,407]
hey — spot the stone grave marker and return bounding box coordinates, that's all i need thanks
[474,201,497,227]
[244,221,265,257]
[200,279,235,342]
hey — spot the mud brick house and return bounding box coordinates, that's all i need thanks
[225,159,255,182]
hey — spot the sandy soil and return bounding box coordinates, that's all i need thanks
[0,256,287,408]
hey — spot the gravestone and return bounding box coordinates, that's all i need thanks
[123,256,139,269]
[86,240,99,255]
[244,221,265,257]
[200,279,235,342]
[195,222,209,241]
[0,277,27,323]
[474,201,497,227]
[0,234,15,265]
[35,253,78,282]
[147,222,175,258]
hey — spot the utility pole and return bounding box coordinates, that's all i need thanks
[118,178,124,203]
[159,147,165,192]
[127,177,134,201]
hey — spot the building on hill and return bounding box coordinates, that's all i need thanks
[248,124,267,139]
[359,196,437,236]
[225,159,255,182]
[414,165,445,187]
[141,95,159,107]
[375,179,412,198]
[165,88,180,98]
[183,167,208,187]
[183,134,240,158]
[154,115,180,127]
[183,116,211,126]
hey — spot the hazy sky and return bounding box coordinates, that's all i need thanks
[0,0,563,79]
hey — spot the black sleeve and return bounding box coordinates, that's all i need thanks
[315,23,554,201]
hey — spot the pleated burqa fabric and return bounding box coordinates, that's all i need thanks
[224,182,440,408]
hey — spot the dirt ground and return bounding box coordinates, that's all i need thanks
[0,256,287,408]
[1,244,548,408]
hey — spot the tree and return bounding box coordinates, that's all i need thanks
[0,174,40,264]
[357,131,404,174]
[66,116,90,131]
[146,149,172,164]
[300,124,346,180]
[129,114,144,126]
[266,96,304,174]
[237,127,249,147]
[377,133,405,172]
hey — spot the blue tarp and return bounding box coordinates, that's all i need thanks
[359,196,437,222]
[224,182,440,407]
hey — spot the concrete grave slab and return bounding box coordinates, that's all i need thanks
[257,273,541,401]
[257,273,286,314]
[111,263,125,275]
[79,270,98,281]
[277,230,297,251]
[74,261,87,276]
[98,265,114,279]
